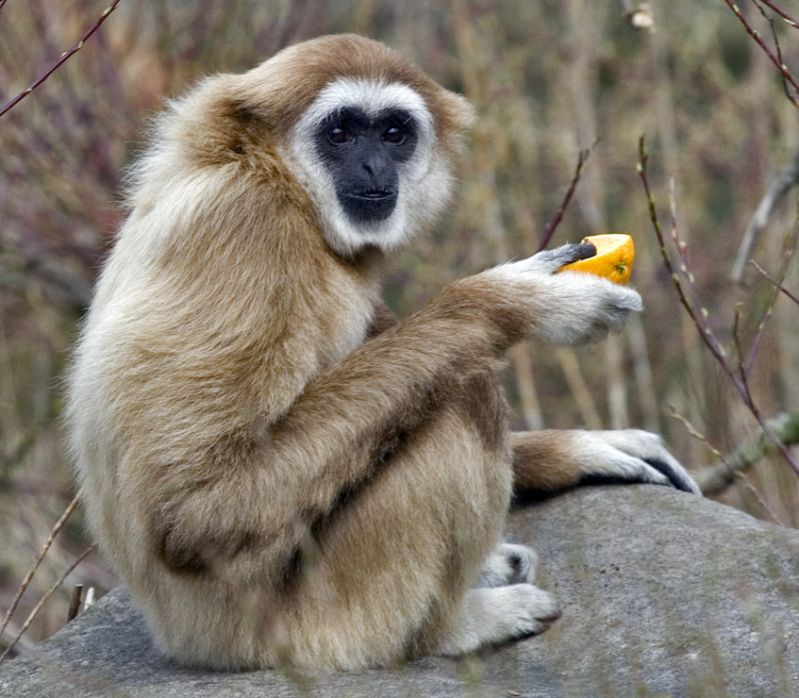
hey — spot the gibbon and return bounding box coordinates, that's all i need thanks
[67,34,698,671]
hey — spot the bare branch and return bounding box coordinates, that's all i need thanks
[695,413,799,495]
[668,406,784,521]
[722,0,799,107]
[0,0,122,119]
[750,259,799,305]
[0,546,95,664]
[753,0,797,104]
[67,584,84,623]
[759,0,799,30]
[732,150,799,282]
[0,494,80,643]
[637,134,799,476]
[637,136,732,376]
[536,140,598,252]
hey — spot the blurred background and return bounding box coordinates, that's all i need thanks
[1,0,798,652]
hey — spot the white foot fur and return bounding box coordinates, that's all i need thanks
[436,584,561,656]
[477,542,538,587]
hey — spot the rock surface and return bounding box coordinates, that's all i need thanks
[2,485,798,697]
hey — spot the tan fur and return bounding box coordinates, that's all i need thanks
[67,34,695,671]
[512,431,584,492]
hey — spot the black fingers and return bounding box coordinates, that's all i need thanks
[545,242,597,267]
[570,241,597,262]
[645,458,699,494]
[533,241,597,271]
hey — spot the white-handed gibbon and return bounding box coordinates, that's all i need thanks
[67,34,698,670]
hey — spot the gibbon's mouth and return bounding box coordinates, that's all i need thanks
[348,189,396,201]
[341,189,398,223]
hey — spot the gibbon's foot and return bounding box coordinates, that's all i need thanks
[477,542,538,587]
[436,584,561,656]
[578,429,701,494]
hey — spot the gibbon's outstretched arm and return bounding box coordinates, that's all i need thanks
[511,429,700,494]
[154,244,642,580]
[366,300,698,497]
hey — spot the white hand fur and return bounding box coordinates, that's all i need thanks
[485,243,644,346]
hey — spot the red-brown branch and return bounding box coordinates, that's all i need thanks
[759,0,799,29]
[637,135,799,477]
[0,0,122,119]
[722,0,799,105]
[537,141,597,252]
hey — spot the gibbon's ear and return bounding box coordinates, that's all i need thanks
[160,74,277,166]
[426,83,476,153]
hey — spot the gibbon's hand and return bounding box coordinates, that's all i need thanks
[485,243,643,347]
[575,429,700,493]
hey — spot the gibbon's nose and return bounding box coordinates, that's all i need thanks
[362,149,390,181]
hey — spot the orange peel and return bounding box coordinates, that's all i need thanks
[559,233,635,285]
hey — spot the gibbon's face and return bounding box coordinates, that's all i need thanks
[314,107,419,224]
[288,78,453,257]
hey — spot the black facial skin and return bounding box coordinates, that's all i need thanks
[314,107,418,223]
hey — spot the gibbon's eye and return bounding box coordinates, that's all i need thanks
[327,125,352,145]
[382,126,407,145]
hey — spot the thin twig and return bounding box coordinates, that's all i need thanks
[536,140,598,252]
[668,178,693,281]
[0,0,123,118]
[743,220,799,375]
[754,0,798,118]
[668,407,725,462]
[750,259,799,305]
[637,134,799,476]
[759,0,799,30]
[0,546,95,664]
[0,493,80,641]
[637,136,732,378]
[732,303,747,380]
[67,584,84,623]
[669,407,784,522]
[732,150,799,282]
[722,0,799,106]
[0,619,36,656]
[695,413,799,496]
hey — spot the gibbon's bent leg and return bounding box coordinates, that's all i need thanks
[368,301,541,593]
[273,370,560,668]
[511,429,700,494]
[273,369,518,668]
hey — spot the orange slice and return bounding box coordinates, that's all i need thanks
[559,233,635,285]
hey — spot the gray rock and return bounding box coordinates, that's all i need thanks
[2,485,798,697]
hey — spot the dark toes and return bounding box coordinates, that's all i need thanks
[645,458,696,493]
